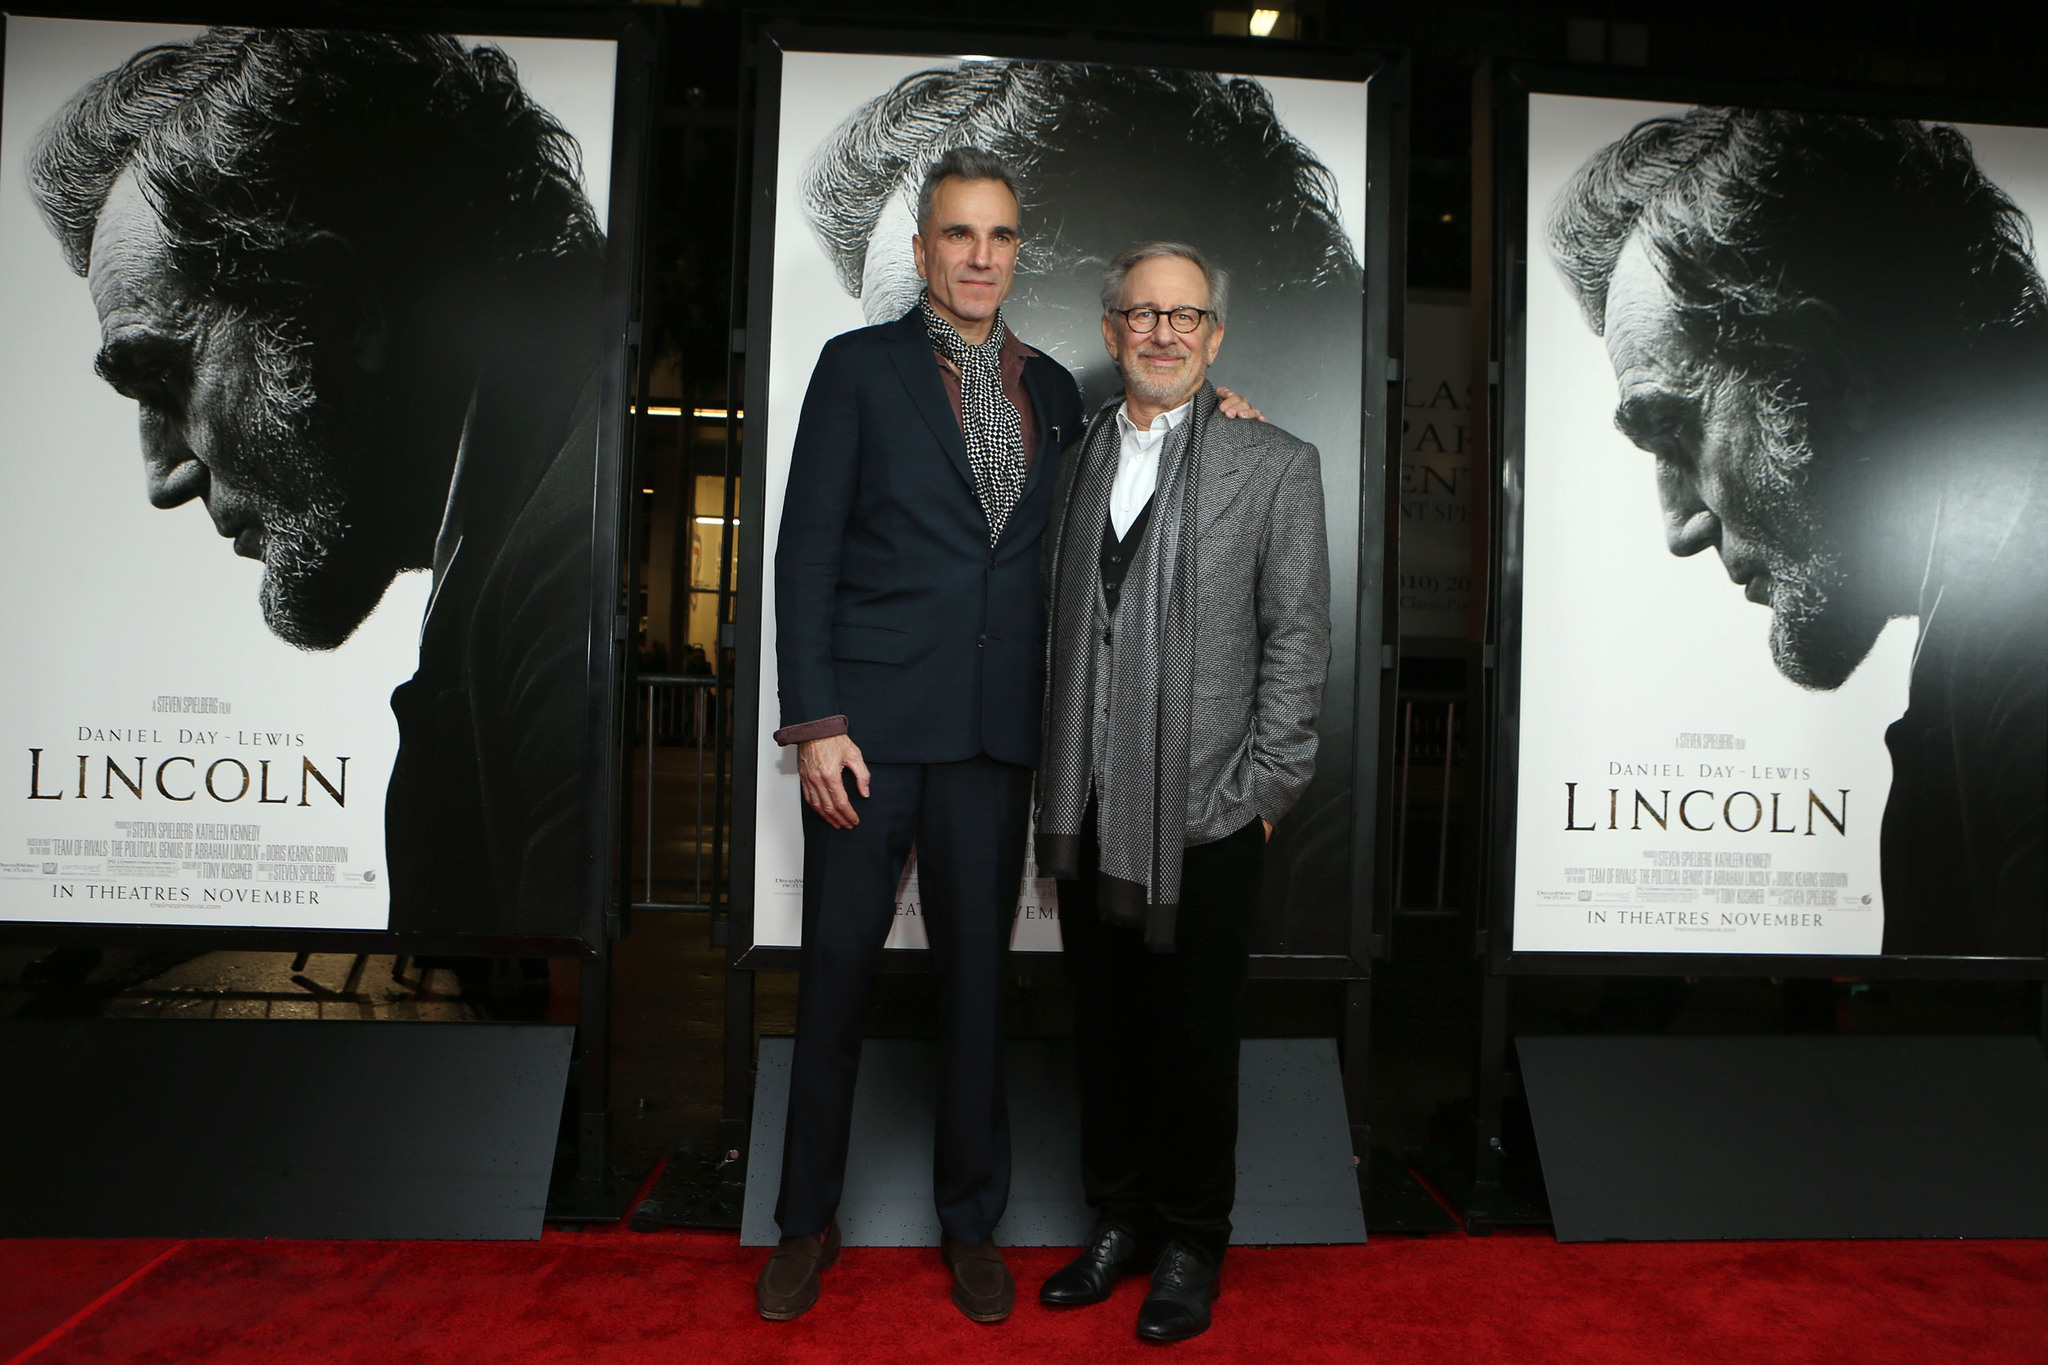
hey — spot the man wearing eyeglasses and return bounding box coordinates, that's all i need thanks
[1034,242,1330,1343]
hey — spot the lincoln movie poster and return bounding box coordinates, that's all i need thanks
[1511,92,2048,959]
[0,17,621,936]
[746,45,1373,952]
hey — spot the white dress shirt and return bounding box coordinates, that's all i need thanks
[1109,398,1192,539]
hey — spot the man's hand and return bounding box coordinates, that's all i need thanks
[1263,819,1274,841]
[799,734,870,829]
[1215,386,1267,422]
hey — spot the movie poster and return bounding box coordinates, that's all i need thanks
[0,17,620,935]
[749,47,1373,951]
[1511,93,2048,957]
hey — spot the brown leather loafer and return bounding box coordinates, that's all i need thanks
[943,1238,1014,1323]
[756,1223,840,1321]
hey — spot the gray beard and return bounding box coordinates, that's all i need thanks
[1748,380,1884,691]
[247,323,396,652]
[259,495,368,652]
[1763,548,1865,690]
[1122,359,1201,412]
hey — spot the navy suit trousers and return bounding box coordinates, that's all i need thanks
[774,754,1033,1244]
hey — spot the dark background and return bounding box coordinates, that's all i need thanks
[11,0,2046,1204]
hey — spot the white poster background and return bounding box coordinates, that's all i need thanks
[1512,94,2048,955]
[0,17,615,929]
[753,50,1369,950]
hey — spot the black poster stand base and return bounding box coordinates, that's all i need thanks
[1,1016,572,1240]
[1443,971,2048,1237]
[1520,1034,2048,1241]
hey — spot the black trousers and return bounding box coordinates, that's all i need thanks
[1057,811,1264,1266]
[774,754,1032,1244]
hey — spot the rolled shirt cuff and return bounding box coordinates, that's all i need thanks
[772,714,848,746]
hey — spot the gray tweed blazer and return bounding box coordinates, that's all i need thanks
[1043,391,1332,843]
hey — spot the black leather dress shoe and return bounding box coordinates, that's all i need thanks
[1135,1241,1220,1343]
[1040,1224,1153,1307]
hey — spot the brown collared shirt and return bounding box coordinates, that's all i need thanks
[932,327,1041,467]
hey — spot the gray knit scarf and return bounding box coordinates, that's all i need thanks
[921,298,1026,543]
[1036,384,1211,951]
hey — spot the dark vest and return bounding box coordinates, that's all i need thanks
[1099,495,1154,637]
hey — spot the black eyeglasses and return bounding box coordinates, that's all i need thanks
[1111,306,1214,334]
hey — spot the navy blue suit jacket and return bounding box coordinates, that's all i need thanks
[775,309,1084,768]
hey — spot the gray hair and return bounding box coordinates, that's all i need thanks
[28,28,602,304]
[1100,242,1231,326]
[915,146,1022,235]
[1549,107,2044,372]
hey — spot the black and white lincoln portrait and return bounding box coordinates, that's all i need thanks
[803,61,1362,416]
[1511,95,2048,960]
[747,51,1374,953]
[0,19,621,937]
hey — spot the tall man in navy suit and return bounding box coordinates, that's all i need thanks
[759,148,1081,1325]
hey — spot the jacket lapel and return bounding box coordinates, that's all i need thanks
[1194,392,1257,534]
[883,312,977,497]
[1198,460,1253,533]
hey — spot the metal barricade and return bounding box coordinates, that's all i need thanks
[1392,693,1468,915]
[631,673,719,914]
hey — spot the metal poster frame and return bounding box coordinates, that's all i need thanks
[1484,62,2048,982]
[725,16,1407,980]
[0,1,657,957]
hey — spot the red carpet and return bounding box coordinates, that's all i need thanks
[3,1225,2044,1364]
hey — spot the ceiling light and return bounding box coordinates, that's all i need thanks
[628,405,744,420]
[1249,9,1281,36]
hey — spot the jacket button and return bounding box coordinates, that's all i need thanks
[978,634,987,648]
[1103,630,1113,646]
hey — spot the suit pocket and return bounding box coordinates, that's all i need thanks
[832,623,910,664]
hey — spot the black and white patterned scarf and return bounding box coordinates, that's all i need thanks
[1035,385,1210,951]
[921,297,1027,543]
